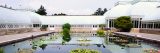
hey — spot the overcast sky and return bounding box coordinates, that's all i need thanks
[0,0,118,15]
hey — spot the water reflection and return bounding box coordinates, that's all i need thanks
[39,44,47,50]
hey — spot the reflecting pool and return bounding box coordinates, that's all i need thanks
[1,34,111,53]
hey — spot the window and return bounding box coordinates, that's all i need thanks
[50,25,54,27]
[0,24,4,28]
[93,25,97,28]
[8,24,13,28]
[33,24,40,27]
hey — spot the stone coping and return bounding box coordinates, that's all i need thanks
[0,31,54,46]
[114,32,160,42]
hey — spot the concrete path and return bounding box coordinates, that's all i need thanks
[0,31,53,46]
[114,32,160,42]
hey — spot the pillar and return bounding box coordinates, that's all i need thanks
[152,22,154,29]
[107,19,110,28]
[138,18,141,28]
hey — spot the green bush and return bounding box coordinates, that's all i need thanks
[62,28,71,42]
[62,23,71,30]
[97,30,105,37]
[62,23,71,42]
[114,16,133,32]
[70,49,101,53]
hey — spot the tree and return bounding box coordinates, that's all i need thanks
[36,5,47,15]
[62,23,71,30]
[54,13,67,16]
[92,8,108,15]
[54,13,58,16]
[62,23,71,42]
[114,16,133,32]
[103,8,108,15]
[62,28,71,42]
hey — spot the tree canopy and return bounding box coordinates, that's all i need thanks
[62,23,71,42]
[54,13,67,16]
[36,5,47,15]
[92,8,108,15]
[62,23,71,30]
[114,16,133,32]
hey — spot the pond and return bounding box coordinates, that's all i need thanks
[0,34,111,53]
[1,33,160,53]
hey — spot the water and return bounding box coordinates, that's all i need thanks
[1,34,160,53]
[1,35,111,53]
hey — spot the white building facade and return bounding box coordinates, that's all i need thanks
[0,0,160,35]
[104,0,160,29]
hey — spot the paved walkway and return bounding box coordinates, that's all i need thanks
[0,31,53,46]
[114,32,160,42]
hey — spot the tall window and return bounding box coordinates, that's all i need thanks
[50,25,54,27]
[33,24,40,27]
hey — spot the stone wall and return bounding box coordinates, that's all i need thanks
[139,28,160,35]
[129,28,160,35]
[130,28,140,33]
[0,28,33,36]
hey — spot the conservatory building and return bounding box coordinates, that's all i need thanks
[1,0,160,35]
[104,0,160,29]
[0,7,41,35]
[39,16,105,35]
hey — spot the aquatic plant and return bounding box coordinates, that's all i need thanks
[39,44,47,50]
[70,48,101,53]
[17,49,34,53]
[143,48,160,53]
[0,48,4,53]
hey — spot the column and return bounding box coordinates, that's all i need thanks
[110,19,112,28]
[138,18,141,28]
[107,19,110,28]
[146,22,148,28]
[141,21,143,28]
[113,19,114,28]
[152,22,154,29]
[133,20,135,28]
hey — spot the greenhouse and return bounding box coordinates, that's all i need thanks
[104,0,160,28]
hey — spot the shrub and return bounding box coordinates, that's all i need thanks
[62,23,71,30]
[97,30,105,37]
[62,23,71,42]
[114,16,133,32]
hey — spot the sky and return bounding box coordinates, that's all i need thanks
[0,0,118,15]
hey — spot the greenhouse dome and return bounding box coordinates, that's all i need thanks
[130,2,160,21]
[0,7,32,24]
[104,4,132,19]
